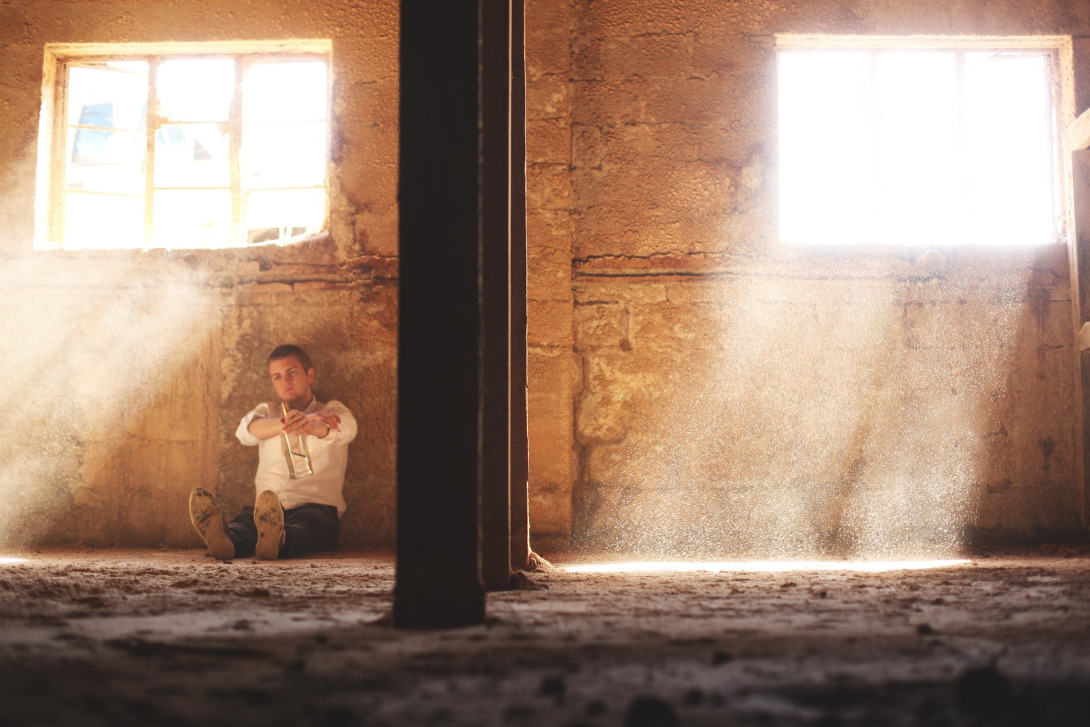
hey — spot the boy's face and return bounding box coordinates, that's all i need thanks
[268,355,315,409]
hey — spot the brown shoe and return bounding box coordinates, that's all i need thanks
[254,490,284,560]
[188,488,235,560]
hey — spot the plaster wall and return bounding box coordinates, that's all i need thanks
[0,0,399,549]
[562,0,1090,555]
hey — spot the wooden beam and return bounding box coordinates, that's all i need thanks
[1067,106,1090,152]
[1079,322,1090,352]
[1070,41,1090,534]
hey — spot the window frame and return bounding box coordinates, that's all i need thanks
[774,35,1074,248]
[35,41,333,251]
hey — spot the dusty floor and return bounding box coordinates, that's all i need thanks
[0,548,1088,726]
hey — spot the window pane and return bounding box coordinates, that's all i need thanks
[157,58,234,122]
[245,188,324,243]
[875,52,960,244]
[153,189,232,248]
[65,193,145,249]
[66,63,148,184]
[66,127,144,193]
[243,121,327,188]
[244,61,328,123]
[48,52,330,251]
[66,63,148,130]
[154,123,230,188]
[778,47,1057,246]
[964,53,1054,244]
[68,125,145,169]
[778,51,876,244]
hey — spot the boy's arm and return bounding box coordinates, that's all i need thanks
[247,416,287,441]
[312,401,357,443]
[236,403,275,445]
[281,408,339,438]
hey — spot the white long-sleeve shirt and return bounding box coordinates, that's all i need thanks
[235,399,358,515]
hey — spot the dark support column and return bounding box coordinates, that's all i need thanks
[1073,147,1090,531]
[509,0,531,572]
[482,0,515,592]
[394,0,486,627]
[1070,39,1090,532]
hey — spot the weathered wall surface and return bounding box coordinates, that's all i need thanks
[1,0,1088,556]
[0,0,398,549]
[564,0,1090,556]
[526,0,577,551]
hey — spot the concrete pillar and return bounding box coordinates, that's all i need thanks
[394,0,528,623]
[394,0,486,627]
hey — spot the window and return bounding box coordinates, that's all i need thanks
[777,40,1063,246]
[38,44,330,250]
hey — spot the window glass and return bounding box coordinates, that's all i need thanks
[245,188,325,244]
[243,121,327,188]
[157,58,234,122]
[875,52,960,244]
[963,53,1054,244]
[153,189,233,248]
[48,52,328,250]
[778,47,1058,246]
[245,61,328,123]
[65,63,148,189]
[65,194,144,248]
[778,51,875,244]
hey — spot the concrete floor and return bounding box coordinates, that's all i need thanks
[1,548,1088,726]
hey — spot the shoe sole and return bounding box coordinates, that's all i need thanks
[254,490,284,561]
[189,488,235,560]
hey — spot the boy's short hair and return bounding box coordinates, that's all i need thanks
[267,344,313,371]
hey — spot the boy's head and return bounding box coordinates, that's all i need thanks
[267,344,315,409]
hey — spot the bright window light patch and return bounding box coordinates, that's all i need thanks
[778,47,1059,245]
[45,49,329,250]
[564,560,971,574]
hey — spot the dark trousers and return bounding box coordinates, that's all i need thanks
[227,503,340,559]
